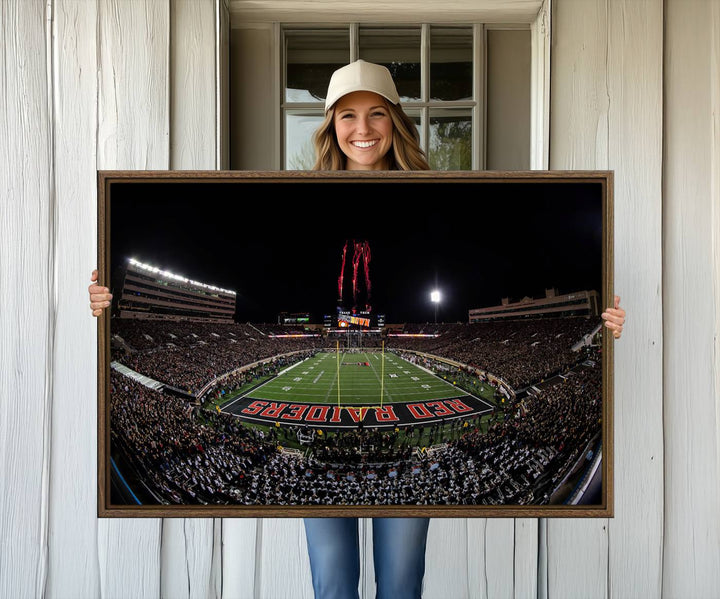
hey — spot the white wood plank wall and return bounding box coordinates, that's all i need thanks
[47,0,100,596]
[663,1,720,597]
[1,2,53,599]
[549,2,664,599]
[1,0,718,598]
[95,0,168,596]
[164,3,224,599]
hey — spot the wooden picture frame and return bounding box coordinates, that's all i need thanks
[97,170,614,518]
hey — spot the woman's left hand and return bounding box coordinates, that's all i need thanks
[601,295,626,339]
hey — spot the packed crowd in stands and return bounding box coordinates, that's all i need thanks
[386,317,600,389]
[250,323,319,336]
[393,323,457,336]
[109,316,604,506]
[111,371,275,504]
[112,357,600,506]
[111,320,325,393]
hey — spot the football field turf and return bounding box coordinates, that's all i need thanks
[246,350,470,406]
[223,349,496,429]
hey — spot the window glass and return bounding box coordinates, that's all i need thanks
[285,30,349,103]
[285,112,324,170]
[359,27,421,102]
[402,109,424,148]
[486,29,531,170]
[430,27,473,101]
[429,109,472,170]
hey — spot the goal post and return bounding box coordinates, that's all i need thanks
[380,340,385,407]
[334,338,386,410]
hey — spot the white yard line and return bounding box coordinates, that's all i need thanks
[323,352,342,402]
[394,354,476,398]
[365,351,394,402]
[221,373,283,409]
[277,356,311,376]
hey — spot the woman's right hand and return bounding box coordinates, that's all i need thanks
[89,269,112,317]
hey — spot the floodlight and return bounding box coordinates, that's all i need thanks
[430,290,441,323]
[125,257,236,295]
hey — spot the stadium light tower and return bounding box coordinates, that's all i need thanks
[431,290,441,324]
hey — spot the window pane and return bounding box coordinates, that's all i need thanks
[359,27,421,102]
[285,30,350,103]
[285,112,324,170]
[402,109,424,148]
[430,27,473,101]
[429,109,472,170]
[486,29,530,169]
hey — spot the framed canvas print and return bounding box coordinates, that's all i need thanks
[96,170,614,518]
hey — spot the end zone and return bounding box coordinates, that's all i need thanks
[223,394,495,430]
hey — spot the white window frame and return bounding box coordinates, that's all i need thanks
[229,0,550,171]
[281,23,484,170]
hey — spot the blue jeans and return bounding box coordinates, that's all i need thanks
[303,517,430,599]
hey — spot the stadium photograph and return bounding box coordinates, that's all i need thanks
[99,171,612,516]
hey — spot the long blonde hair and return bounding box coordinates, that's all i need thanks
[311,100,430,171]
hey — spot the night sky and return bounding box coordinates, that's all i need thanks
[108,178,605,324]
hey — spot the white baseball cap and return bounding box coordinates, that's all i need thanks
[324,59,400,112]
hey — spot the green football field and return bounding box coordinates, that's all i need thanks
[244,350,475,407]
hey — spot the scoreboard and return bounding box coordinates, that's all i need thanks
[324,309,385,330]
[278,311,310,325]
[339,311,370,328]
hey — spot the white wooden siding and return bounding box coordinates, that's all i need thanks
[1,0,718,598]
[604,2,665,597]
[164,2,223,598]
[550,2,664,599]
[663,1,720,597]
[0,2,53,598]
[47,0,101,596]
[549,5,612,594]
[96,0,169,595]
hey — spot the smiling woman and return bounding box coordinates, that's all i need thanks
[311,59,430,172]
[333,91,394,170]
[304,59,433,599]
